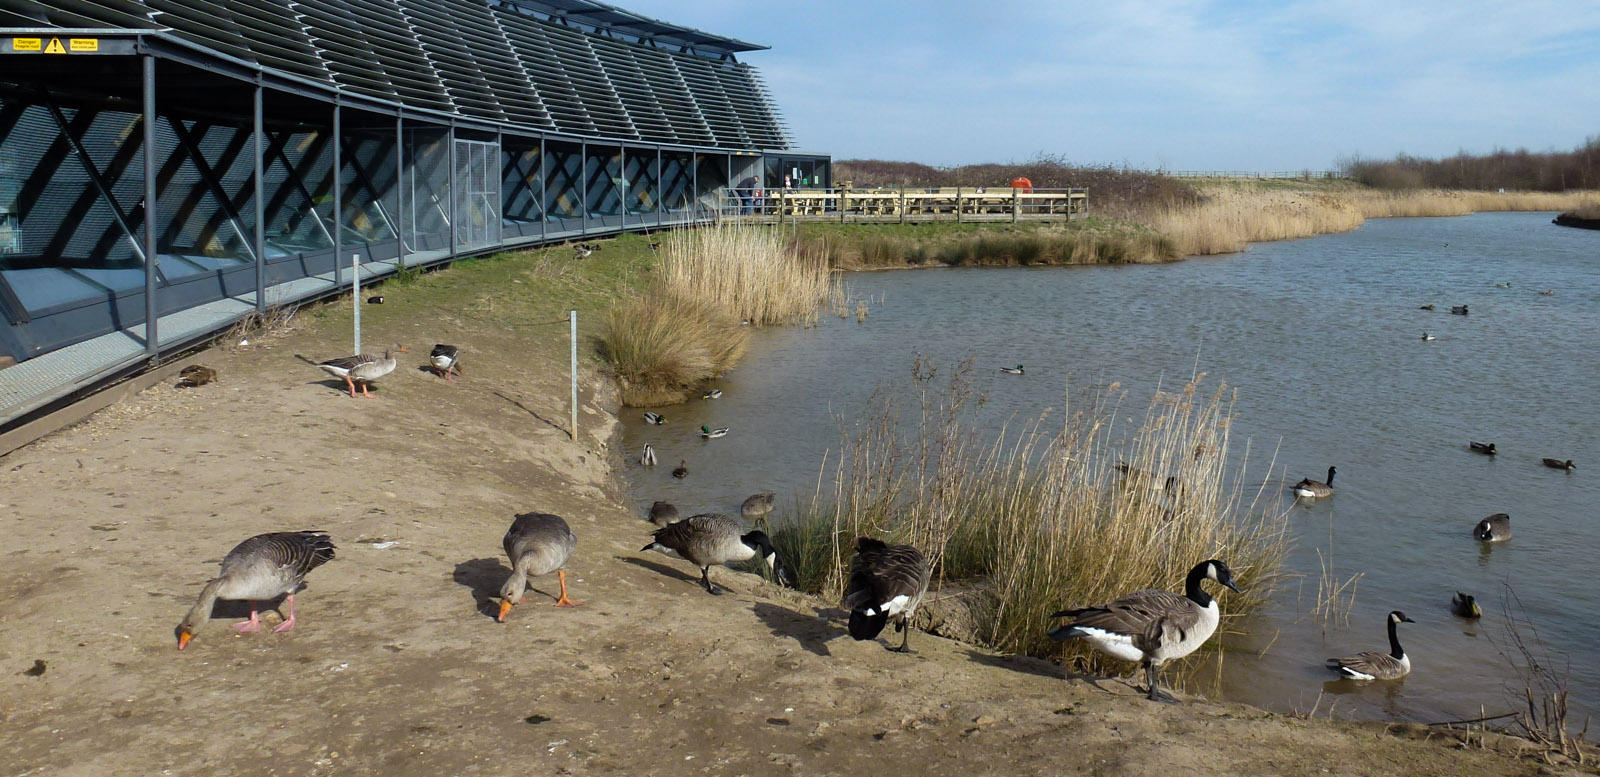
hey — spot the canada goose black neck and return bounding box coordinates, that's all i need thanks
[1184,562,1215,608]
[1325,466,1336,486]
[1386,612,1409,659]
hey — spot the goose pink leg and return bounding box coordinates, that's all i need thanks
[233,603,263,633]
[272,594,298,633]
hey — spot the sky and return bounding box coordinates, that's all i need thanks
[619,0,1600,171]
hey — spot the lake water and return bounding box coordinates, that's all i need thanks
[620,211,1599,724]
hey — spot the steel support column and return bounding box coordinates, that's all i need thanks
[448,119,458,255]
[331,101,342,287]
[580,140,588,237]
[655,147,662,227]
[253,78,265,312]
[141,54,158,362]
[618,145,626,230]
[395,110,405,267]
[539,135,547,243]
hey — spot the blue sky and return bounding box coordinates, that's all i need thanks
[620,1,1600,171]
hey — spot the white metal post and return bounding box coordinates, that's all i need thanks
[569,310,578,441]
[352,253,362,354]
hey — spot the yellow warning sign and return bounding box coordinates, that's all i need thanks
[11,38,41,52]
[69,38,98,52]
[44,37,65,54]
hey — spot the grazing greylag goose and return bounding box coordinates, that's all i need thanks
[1450,592,1481,619]
[498,512,580,621]
[642,513,783,595]
[428,344,462,381]
[176,365,218,388]
[1469,441,1497,456]
[1327,610,1414,680]
[740,492,776,523]
[318,346,404,398]
[643,411,667,425]
[647,500,679,526]
[1473,513,1512,542]
[699,425,729,439]
[703,389,723,400]
[671,460,688,479]
[640,444,657,467]
[1293,466,1336,499]
[176,531,336,650]
[843,537,931,653]
[1048,559,1241,702]
[1542,458,1574,471]
[999,364,1025,375]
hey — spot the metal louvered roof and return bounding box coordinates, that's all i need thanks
[0,0,789,150]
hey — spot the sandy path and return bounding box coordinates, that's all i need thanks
[0,295,1553,777]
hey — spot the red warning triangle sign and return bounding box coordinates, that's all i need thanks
[44,37,65,54]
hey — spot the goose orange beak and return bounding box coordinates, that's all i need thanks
[497,599,514,622]
[177,630,194,651]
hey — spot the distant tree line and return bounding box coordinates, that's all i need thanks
[1339,136,1600,191]
[832,154,1200,218]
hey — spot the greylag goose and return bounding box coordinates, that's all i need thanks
[1327,610,1414,680]
[176,531,336,650]
[1048,559,1241,702]
[498,512,580,621]
[647,500,679,526]
[429,344,461,381]
[176,365,218,388]
[642,513,783,595]
[740,492,776,523]
[1293,466,1336,499]
[1450,592,1481,619]
[843,537,931,653]
[1542,458,1574,471]
[318,346,404,398]
[1473,513,1511,542]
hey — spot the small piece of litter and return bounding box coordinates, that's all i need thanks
[370,541,397,549]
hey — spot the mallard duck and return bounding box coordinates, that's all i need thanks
[640,443,657,467]
[1048,559,1241,702]
[176,531,336,650]
[703,389,723,400]
[643,411,667,425]
[1450,305,1469,315]
[1450,592,1482,619]
[740,492,775,522]
[318,346,404,398]
[1541,458,1574,471]
[574,245,593,259]
[1494,282,1511,289]
[176,365,218,388]
[1469,441,1496,456]
[671,460,688,479]
[498,512,580,621]
[1419,304,1436,311]
[1421,332,1436,341]
[642,513,783,595]
[1327,610,1414,680]
[1473,513,1511,542]
[843,537,931,653]
[429,344,461,381]
[699,425,729,439]
[647,501,679,526]
[1293,466,1336,499]
[1000,364,1025,375]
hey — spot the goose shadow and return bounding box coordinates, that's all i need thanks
[963,648,1079,681]
[751,602,842,657]
[454,558,511,619]
[492,391,564,434]
[618,555,700,586]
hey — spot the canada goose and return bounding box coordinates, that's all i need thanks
[1469,441,1496,456]
[1114,462,1176,496]
[643,411,667,425]
[1421,332,1436,341]
[671,460,688,479]
[176,365,218,388]
[1450,592,1482,619]
[1419,304,1436,311]
[703,389,723,400]
[1048,559,1241,702]
[176,531,336,650]
[647,500,679,526]
[366,295,384,304]
[428,344,462,381]
[498,512,580,621]
[1542,458,1575,471]
[1326,610,1414,680]
[741,492,776,522]
[843,537,931,653]
[640,443,657,467]
[318,346,404,398]
[1450,305,1469,315]
[1473,513,1511,542]
[642,513,784,595]
[1000,365,1025,375]
[1293,466,1336,499]
[699,425,729,439]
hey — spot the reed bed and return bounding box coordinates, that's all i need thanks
[1145,187,1365,256]
[774,360,1289,670]
[1346,189,1600,218]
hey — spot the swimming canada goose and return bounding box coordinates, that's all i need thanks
[1000,364,1025,375]
[1421,332,1436,341]
[1293,466,1336,499]
[703,389,723,400]
[671,460,688,479]
[1048,559,1241,702]
[699,425,729,439]
[176,365,218,388]
[642,513,783,595]
[740,492,776,523]
[1473,513,1512,542]
[1419,304,1436,311]
[1542,458,1575,471]
[843,537,931,653]
[1469,441,1497,456]
[176,531,336,650]
[428,344,462,381]
[1450,592,1482,619]
[647,501,679,526]
[1114,462,1177,496]
[1450,305,1469,315]
[318,346,404,398]
[643,411,667,425]
[498,512,580,621]
[1326,610,1414,680]
[640,444,657,467]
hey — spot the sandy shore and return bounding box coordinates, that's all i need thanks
[0,251,1572,776]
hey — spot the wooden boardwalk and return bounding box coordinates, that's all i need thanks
[720,187,1088,223]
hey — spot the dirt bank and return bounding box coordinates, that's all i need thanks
[0,248,1576,777]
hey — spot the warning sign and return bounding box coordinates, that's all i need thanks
[69,38,98,52]
[44,37,65,54]
[11,38,41,52]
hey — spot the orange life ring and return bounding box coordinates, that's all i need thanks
[1009,177,1033,193]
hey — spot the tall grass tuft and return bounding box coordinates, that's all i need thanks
[597,294,747,406]
[771,359,1289,671]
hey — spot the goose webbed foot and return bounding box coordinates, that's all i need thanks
[554,570,583,607]
[1143,663,1178,703]
[888,623,915,653]
[233,605,263,634]
[700,568,724,596]
[271,594,297,633]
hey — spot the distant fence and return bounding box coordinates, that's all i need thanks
[717,186,1088,224]
[1156,170,1348,180]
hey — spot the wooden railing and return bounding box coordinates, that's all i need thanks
[717,187,1088,223]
